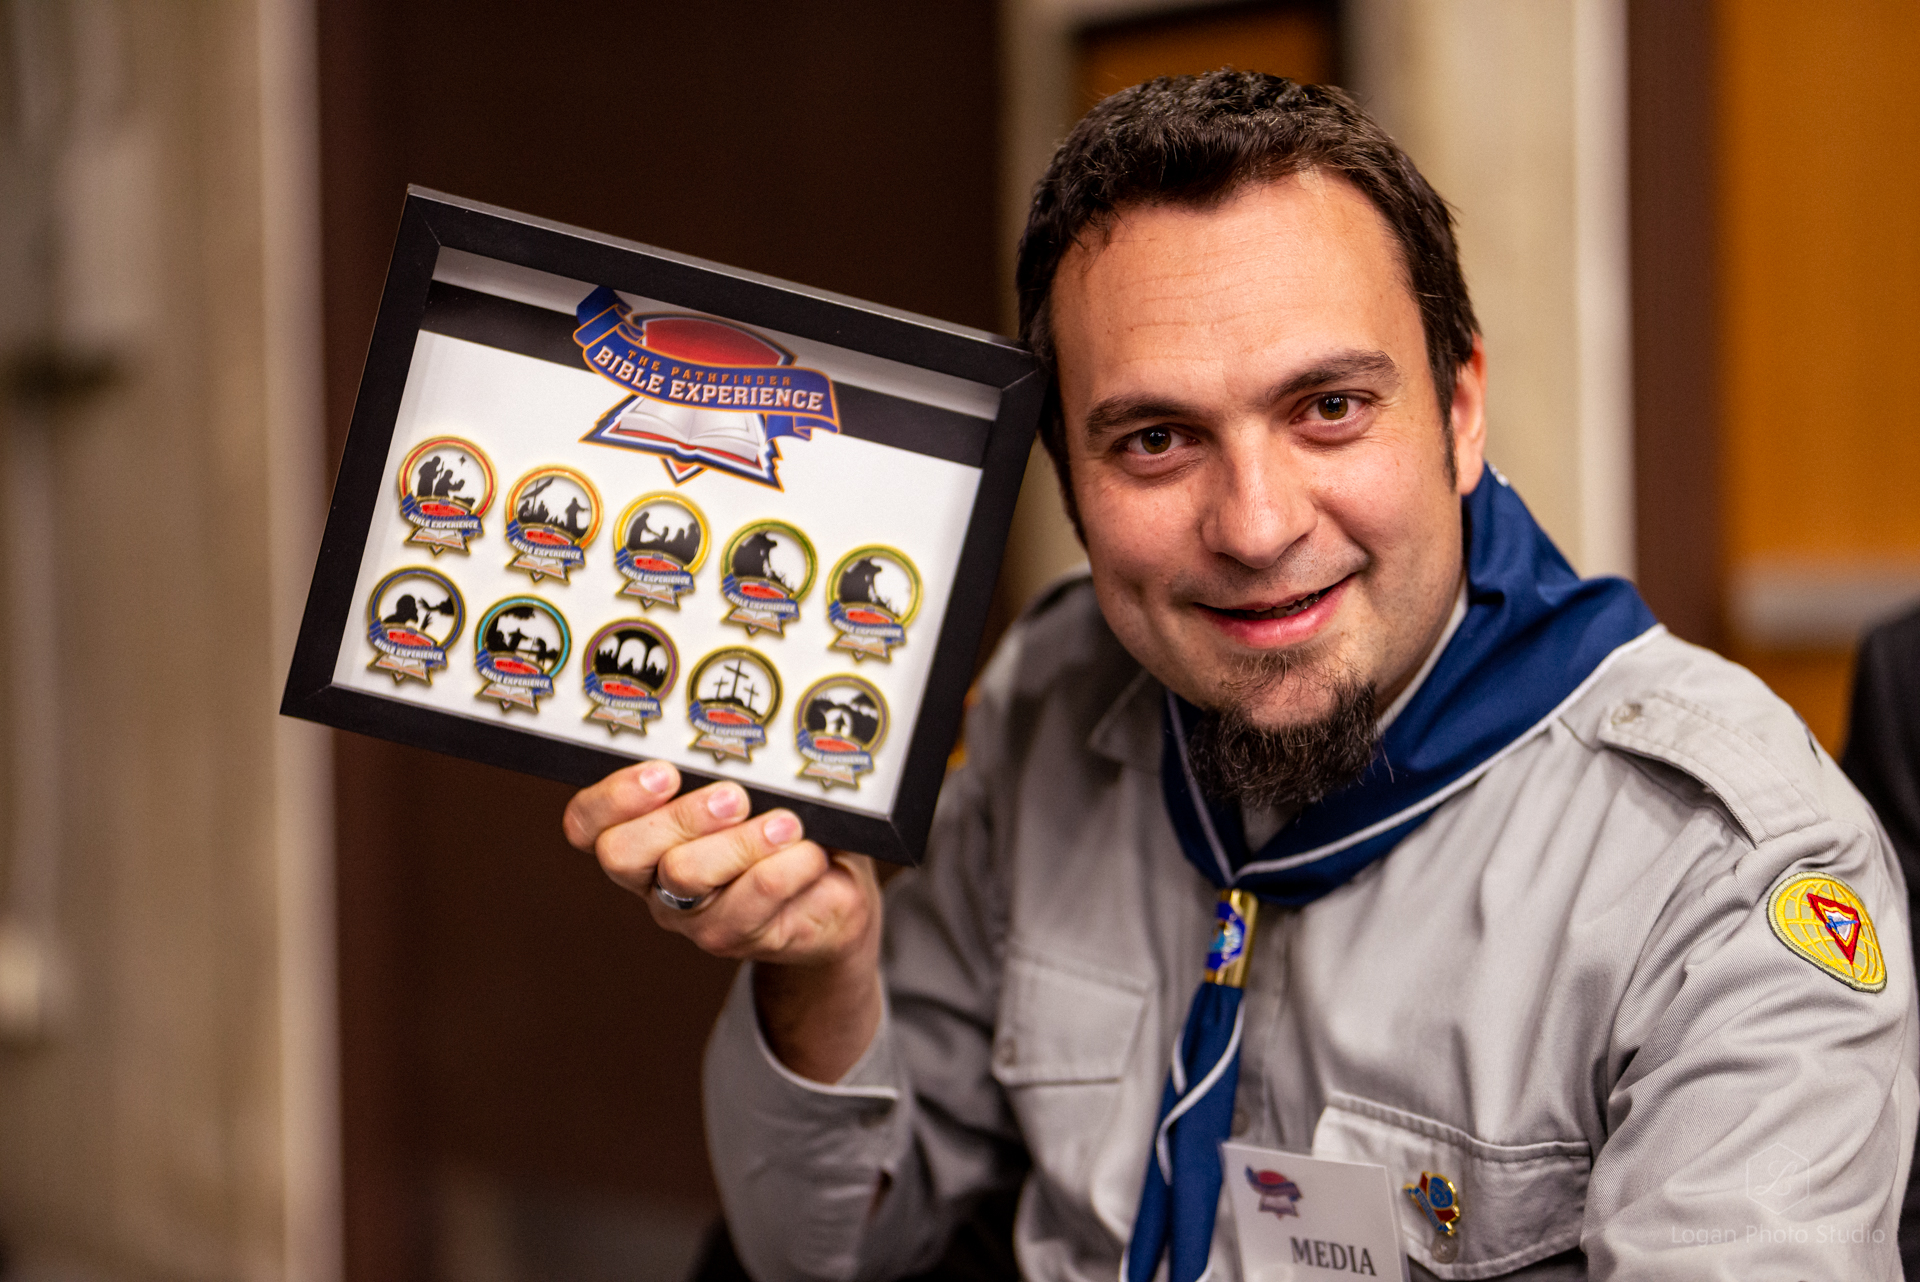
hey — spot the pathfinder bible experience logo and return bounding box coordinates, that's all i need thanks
[583,619,677,736]
[573,286,841,489]
[826,546,921,662]
[795,675,888,790]
[504,466,602,584]
[612,492,708,609]
[473,597,571,712]
[720,520,815,638]
[398,437,495,554]
[686,647,782,762]
[366,568,464,685]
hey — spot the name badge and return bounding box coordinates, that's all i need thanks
[1221,1140,1409,1281]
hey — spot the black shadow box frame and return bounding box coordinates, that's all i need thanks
[281,186,1043,865]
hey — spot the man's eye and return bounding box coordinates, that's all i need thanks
[1134,427,1176,455]
[1315,395,1351,420]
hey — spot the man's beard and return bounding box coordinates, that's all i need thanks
[1185,656,1380,811]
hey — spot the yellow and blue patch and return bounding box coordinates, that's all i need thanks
[1767,872,1886,993]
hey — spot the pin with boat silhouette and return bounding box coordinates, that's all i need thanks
[719,519,815,638]
[504,465,602,584]
[826,546,921,662]
[795,675,888,790]
[582,619,678,736]
[686,647,782,762]
[612,492,708,609]
[397,436,495,554]
[366,567,464,685]
[473,596,571,712]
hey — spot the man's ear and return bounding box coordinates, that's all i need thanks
[1448,336,1488,495]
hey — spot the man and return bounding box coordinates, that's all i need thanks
[566,74,1915,1280]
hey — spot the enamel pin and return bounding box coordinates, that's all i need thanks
[473,596,571,712]
[686,647,782,762]
[826,546,921,662]
[1405,1171,1462,1263]
[795,675,888,790]
[1768,871,1887,992]
[398,436,495,554]
[612,492,708,609]
[582,619,677,736]
[504,465,602,583]
[366,567,464,685]
[719,519,815,637]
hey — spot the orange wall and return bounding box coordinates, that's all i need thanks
[1718,1,1920,747]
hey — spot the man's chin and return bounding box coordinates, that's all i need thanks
[1184,646,1355,725]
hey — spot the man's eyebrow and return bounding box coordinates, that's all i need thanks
[1262,349,1401,404]
[1079,350,1404,439]
[1082,397,1198,437]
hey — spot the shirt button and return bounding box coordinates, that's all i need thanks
[1231,1107,1251,1137]
[1610,701,1643,727]
[994,1039,1016,1069]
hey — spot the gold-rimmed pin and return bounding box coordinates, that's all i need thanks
[1204,888,1260,988]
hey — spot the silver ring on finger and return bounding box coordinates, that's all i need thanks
[653,877,710,912]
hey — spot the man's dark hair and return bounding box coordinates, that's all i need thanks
[1015,71,1479,517]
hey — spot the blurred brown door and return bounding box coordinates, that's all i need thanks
[1076,2,1338,111]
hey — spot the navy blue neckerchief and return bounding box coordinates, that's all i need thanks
[1125,469,1657,1282]
[1161,467,1659,904]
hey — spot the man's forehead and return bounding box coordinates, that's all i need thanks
[1050,171,1421,388]
[1058,169,1405,289]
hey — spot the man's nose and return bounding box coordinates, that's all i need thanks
[1199,429,1314,569]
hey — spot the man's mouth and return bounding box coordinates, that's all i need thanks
[1207,581,1340,621]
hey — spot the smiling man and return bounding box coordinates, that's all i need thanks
[565,75,1915,1280]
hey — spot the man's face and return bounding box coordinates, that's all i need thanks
[1050,171,1487,729]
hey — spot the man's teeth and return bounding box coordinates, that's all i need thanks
[1230,586,1331,619]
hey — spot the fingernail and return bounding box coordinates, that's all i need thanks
[764,812,801,846]
[707,786,745,820]
[639,762,674,793]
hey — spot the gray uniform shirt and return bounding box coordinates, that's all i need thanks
[705,578,1918,1281]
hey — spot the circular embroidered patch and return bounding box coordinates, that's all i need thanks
[1767,872,1886,993]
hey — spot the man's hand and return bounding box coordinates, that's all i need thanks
[563,760,883,1083]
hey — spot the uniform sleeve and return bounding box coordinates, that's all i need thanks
[703,656,1029,1282]
[1581,801,1919,1280]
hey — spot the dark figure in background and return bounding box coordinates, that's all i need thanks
[836,557,895,614]
[803,692,882,744]
[484,606,552,666]
[380,592,453,632]
[416,453,467,501]
[730,532,791,591]
[626,512,702,565]
[381,594,424,627]
[1841,603,1920,1278]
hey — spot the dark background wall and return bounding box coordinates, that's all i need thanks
[316,5,999,1278]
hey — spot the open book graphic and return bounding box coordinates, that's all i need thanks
[612,398,770,470]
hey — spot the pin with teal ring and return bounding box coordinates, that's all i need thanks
[1405,1171,1462,1263]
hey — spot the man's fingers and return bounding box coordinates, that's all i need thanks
[562,760,679,851]
[594,781,797,903]
[668,844,874,963]
[655,805,809,902]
